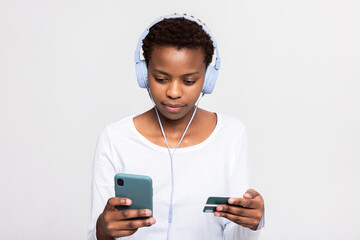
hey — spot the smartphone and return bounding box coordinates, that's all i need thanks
[114,173,153,217]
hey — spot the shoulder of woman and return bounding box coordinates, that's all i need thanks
[216,112,246,131]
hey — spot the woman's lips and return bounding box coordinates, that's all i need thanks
[162,103,185,113]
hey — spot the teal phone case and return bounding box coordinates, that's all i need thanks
[114,173,153,217]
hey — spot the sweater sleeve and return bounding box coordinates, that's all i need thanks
[222,127,264,240]
[87,127,117,240]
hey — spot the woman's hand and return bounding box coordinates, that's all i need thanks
[96,197,156,239]
[215,189,264,230]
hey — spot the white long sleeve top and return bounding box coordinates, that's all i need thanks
[88,113,264,240]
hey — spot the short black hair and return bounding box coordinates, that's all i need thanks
[142,16,214,67]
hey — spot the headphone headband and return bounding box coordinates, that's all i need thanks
[135,14,221,94]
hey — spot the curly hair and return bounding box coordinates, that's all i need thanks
[142,17,214,67]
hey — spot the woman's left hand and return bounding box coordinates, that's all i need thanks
[214,189,264,230]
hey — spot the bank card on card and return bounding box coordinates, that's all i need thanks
[203,197,229,213]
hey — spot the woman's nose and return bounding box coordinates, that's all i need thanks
[166,80,182,99]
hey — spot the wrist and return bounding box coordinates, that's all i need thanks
[96,213,114,240]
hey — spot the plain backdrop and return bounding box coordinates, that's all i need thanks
[1,0,359,239]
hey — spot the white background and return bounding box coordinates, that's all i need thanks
[1,0,359,239]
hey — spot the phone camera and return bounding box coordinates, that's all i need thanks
[117,178,124,186]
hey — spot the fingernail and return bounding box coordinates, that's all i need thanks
[218,206,223,211]
[228,198,234,204]
[244,193,252,198]
[214,213,220,217]
[147,218,154,224]
[145,209,151,215]
[126,199,131,204]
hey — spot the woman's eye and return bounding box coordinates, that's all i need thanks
[183,80,196,85]
[155,78,167,82]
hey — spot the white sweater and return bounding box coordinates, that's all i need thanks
[88,113,263,240]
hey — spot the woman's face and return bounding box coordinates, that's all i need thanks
[147,46,206,121]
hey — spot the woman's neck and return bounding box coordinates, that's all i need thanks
[133,107,217,148]
[152,106,198,139]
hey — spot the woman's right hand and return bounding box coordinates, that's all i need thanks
[96,197,156,239]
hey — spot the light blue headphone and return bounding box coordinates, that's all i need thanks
[134,14,221,94]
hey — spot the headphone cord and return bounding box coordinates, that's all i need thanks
[147,89,205,240]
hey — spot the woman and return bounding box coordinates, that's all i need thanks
[88,14,264,240]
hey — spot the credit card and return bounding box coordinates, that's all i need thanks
[203,197,229,213]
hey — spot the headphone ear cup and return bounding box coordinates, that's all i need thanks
[135,60,148,88]
[202,65,218,94]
